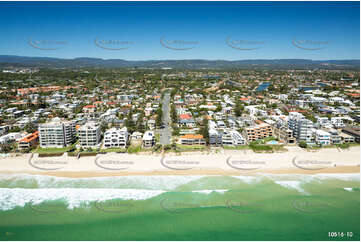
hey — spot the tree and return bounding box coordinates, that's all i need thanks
[24,123,37,133]
[136,111,145,133]
[200,117,209,145]
[125,109,135,133]
[215,103,222,112]
[234,101,244,117]
[171,104,178,123]
[299,141,307,149]
[156,106,163,128]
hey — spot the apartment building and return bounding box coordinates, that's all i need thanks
[341,127,360,143]
[39,119,76,148]
[244,123,273,142]
[142,131,155,148]
[339,132,355,143]
[18,131,39,150]
[222,130,246,146]
[314,130,331,146]
[321,128,342,144]
[78,122,101,148]
[273,126,296,144]
[104,127,129,148]
[288,112,314,144]
[209,128,222,146]
[180,134,206,145]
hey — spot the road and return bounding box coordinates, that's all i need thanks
[159,92,172,145]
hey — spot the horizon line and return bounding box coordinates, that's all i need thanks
[0,55,360,62]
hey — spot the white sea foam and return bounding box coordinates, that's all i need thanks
[231,175,262,184]
[192,189,228,195]
[0,174,204,190]
[274,181,309,195]
[314,173,360,181]
[0,188,166,211]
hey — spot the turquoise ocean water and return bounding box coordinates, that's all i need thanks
[0,173,359,241]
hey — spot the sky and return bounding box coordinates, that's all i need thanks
[0,1,359,60]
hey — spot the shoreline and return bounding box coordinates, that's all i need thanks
[0,166,359,178]
[0,146,359,178]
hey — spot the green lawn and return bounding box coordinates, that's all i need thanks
[155,133,160,142]
[99,148,127,153]
[34,147,71,154]
[176,144,206,151]
[223,145,249,150]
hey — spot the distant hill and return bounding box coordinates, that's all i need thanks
[0,55,359,70]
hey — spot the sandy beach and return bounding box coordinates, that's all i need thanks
[0,146,359,177]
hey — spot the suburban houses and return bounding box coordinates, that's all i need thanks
[0,68,359,154]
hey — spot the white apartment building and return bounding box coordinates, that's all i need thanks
[104,127,129,148]
[314,130,331,146]
[78,122,101,148]
[288,112,314,144]
[142,131,155,148]
[331,117,345,128]
[323,128,342,144]
[316,117,332,129]
[39,119,76,148]
[222,130,246,146]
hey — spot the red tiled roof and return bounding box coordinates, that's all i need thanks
[180,134,204,139]
[83,105,96,109]
[19,131,39,143]
[179,114,192,119]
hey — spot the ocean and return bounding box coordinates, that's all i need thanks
[0,173,359,241]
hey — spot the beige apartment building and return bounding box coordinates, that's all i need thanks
[244,123,273,142]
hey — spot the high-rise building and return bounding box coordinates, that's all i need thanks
[39,119,76,148]
[288,112,314,143]
[78,122,102,148]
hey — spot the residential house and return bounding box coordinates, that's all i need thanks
[142,131,155,148]
[222,130,246,146]
[18,131,39,150]
[104,127,129,148]
[314,130,331,146]
[180,134,206,145]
